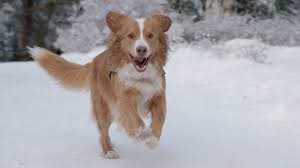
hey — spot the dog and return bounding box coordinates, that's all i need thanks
[28,11,172,159]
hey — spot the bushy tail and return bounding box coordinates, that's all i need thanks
[28,46,90,90]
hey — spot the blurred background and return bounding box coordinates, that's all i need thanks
[0,0,300,62]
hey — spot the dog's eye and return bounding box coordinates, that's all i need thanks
[148,33,154,39]
[128,33,134,39]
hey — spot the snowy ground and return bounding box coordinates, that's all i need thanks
[1,39,300,168]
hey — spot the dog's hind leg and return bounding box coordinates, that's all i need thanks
[92,94,119,159]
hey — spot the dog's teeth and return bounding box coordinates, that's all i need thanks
[136,65,146,71]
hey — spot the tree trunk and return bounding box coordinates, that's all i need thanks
[205,0,234,19]
[16,0,33,61]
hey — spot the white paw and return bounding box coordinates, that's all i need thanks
[145,136,159,149]
[105,151,119,159]
[135,128,152,142]
[135,128,159,149]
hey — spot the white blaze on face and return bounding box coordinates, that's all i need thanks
[130,18,151,58]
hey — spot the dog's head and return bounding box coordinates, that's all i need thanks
[106,11,172,72]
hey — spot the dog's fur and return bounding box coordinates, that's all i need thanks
[28,11,171,159]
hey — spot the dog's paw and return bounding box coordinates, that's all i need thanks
[145,136,159,150]
[135,128,152,142]
[135,128,160,149]
[105,151,119,159]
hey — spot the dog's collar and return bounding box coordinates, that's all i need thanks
[105,61,118,80]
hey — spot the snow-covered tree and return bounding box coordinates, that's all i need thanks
[275,0,300,19]
[0,0,80,61]
[0,2,19,61]
[167,0,204,21]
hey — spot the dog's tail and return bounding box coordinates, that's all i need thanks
[28,46,90,90]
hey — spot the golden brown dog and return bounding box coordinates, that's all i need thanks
[28,11,171,159]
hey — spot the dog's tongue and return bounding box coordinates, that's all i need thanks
[136,57,145,62]
[134,57,146,65]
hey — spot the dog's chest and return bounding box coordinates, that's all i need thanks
[117,64,163,116]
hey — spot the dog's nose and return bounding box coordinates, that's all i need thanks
[136,46,148,56]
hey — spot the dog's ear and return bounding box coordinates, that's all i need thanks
[106,11,127,33]
[151,15,172,32]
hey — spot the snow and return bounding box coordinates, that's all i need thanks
[1,39,300,168]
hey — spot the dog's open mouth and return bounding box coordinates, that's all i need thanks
[130,55,150,72]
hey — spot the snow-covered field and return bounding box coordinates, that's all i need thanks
[1,39,300,168]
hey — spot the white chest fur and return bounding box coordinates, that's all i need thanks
[117,64,163,116]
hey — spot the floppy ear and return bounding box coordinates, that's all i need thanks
[106,11,127,33]
[151,15,172,32]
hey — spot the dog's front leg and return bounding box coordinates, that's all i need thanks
[117,89,146,138]
[148,92,166,149]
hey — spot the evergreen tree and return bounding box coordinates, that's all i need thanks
[275,0,300,17]
[0,0,80,62]
[0,1,20,61]
[167,0,204,21]
[233,0,274,19]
